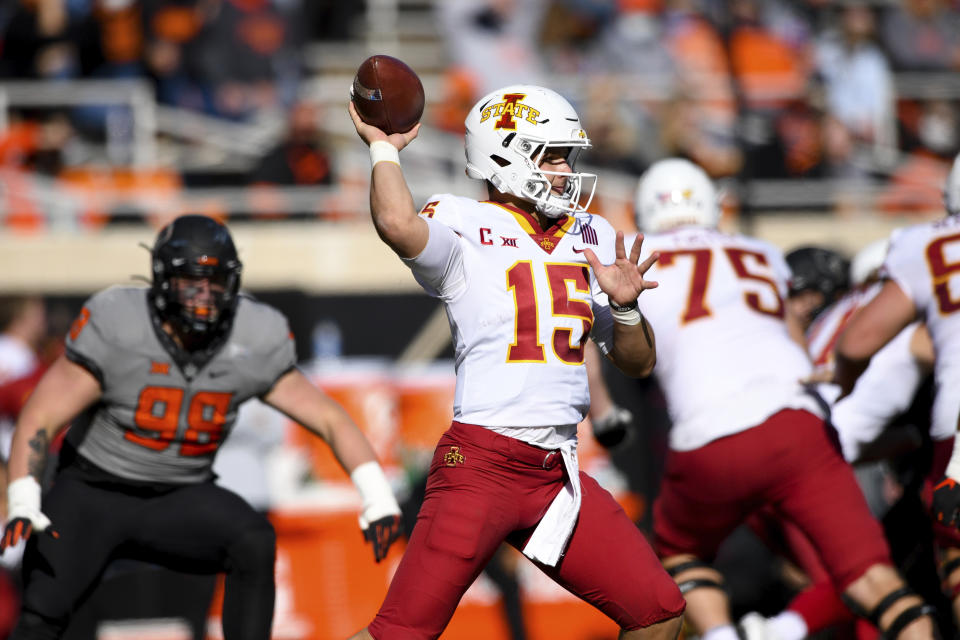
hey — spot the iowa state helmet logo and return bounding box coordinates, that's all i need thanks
[479,93,541,130]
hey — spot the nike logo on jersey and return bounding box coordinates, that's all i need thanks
[209,370,231,378]
[572,247,587,253]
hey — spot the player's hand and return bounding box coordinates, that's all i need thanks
[348,100,421,151]
[582,232,659,308]
[1,477,56,551]
[592,405,633,449]
[362,514,404,563]
[351,461,404,562]
[932,476,960,527]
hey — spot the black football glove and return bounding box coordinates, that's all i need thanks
[933,476,960,528]
[362,514,404,563]
[592,406,633,449]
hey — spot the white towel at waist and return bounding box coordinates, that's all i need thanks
[522,440,581,567]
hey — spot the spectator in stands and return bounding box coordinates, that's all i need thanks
[877,99,958,215]
[249,99,333,187]
[881,0,960,71]
[144,0,296,120]
[0,0,72,80]
[814,2,895,179]
[659,0,742,177]
[435,0,549,95]
[726,0,814,179]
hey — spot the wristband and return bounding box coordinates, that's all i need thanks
[350,461,400,527]
[370,140,400,167]
[8,476,41,511]
[609,298,642,325]
[609,299,638,312]
[610,306,643,325]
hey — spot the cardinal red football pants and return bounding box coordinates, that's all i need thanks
[368,421,685,640]
[653,409,891,591]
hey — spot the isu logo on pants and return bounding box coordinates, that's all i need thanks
[443,446,465,467]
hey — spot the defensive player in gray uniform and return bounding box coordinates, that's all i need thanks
[0,215,403,640]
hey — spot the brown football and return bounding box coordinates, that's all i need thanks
[351,55,425,135]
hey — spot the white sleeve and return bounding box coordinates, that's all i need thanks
[402,216,467,301]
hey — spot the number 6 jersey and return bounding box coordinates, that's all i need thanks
[407,194,619,430]
[883,215,960,445]
[64,285,296,484]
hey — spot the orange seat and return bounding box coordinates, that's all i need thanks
[58,167,181,229]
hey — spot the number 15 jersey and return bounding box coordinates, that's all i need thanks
[407,194,620,430]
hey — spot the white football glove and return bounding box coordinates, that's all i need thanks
[2,476,53,551]
[350,462,403,563]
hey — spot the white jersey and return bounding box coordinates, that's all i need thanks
[0,335,37,384]
[0,335,39,459]
[808,283,930,460]
[630,227,821,451]
[406,194,619,434]
[883,216,960,451]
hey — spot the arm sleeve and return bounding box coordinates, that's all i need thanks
[880,227,925,311]
[64,291,121,388]
[401,197,467,301]
[258,313,298,396]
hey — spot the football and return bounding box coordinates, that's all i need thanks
[351,55,425,135]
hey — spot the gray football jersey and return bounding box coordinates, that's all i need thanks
[65,286,296,484]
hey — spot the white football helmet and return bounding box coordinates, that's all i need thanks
[946,151,960,216]
[635,158,720,232]
[464,85,596,218]
[849,238,890,287]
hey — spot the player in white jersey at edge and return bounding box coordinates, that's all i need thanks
[629,157,936,640]
[347,84,686,640]
[741,238,938,640]
[837,151,960,631]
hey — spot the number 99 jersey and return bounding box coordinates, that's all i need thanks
[883,216,960,440]
[630,227,820,451]
[407,194,619,429]
[64,285,296,484]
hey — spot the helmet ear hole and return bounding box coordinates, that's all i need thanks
[491,155,511,167]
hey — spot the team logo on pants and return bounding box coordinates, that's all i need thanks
[444,446,465,467]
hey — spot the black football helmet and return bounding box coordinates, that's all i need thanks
[785,246,850,311]
[150,215,242,339]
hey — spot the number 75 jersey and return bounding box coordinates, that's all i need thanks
[630,228,818,451]
[407,194,620,428]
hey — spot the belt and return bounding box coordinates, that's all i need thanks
[449,421,563,469]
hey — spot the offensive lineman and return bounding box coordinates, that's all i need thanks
[347,85,685,640]
[837,151,960,630]
[630,158,936,640]
[0,215,403,639]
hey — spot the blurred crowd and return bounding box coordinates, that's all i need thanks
[2,0,960,223]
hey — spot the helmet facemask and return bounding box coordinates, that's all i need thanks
[464,85,597,219]
[516,140,596,218]
[154,259,241,340]
[150,215,242,348]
